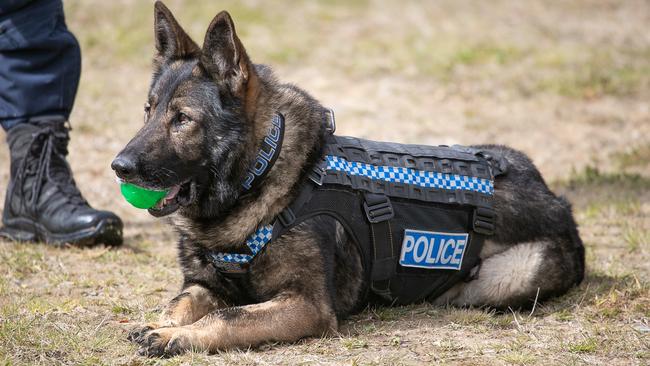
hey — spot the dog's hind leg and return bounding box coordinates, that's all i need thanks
[433,237,583,309]
[128,284,224,343]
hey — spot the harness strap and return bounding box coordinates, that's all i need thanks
[362,193,396,301]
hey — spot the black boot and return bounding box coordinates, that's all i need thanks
[0,118,123,246]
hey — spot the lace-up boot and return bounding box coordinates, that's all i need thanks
[1,118,123,246]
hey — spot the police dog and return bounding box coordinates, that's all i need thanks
[112,1,584,357]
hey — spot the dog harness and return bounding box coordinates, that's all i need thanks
[208,112,506,305]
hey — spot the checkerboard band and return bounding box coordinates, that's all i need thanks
[325,155,493,195]
[213,224,274,264]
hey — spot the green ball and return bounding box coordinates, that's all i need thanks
[120,182,168,209]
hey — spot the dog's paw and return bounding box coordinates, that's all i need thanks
[127,324,155,344]
[127,321,177,344]
[136,328,193,357]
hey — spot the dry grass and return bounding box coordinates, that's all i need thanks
[1,0,649,365]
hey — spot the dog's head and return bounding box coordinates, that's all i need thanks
[112,1,256,218]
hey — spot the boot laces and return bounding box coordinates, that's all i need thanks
[13,125,88,214]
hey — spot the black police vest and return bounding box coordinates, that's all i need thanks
[269,135,502,305]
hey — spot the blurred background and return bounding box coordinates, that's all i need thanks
[0,1,648,364]
[3,0,647,220]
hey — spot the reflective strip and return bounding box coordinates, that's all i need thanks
[325,155,493,195]
[211,224,274,264]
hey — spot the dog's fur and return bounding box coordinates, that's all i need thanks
[113,2,585,357]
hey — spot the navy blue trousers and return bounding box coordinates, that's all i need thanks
[0,0,81,131]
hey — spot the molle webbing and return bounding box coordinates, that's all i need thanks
[321,136,494,207]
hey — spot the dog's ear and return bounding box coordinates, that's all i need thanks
[153,1,200,63]
[200,11,251,96]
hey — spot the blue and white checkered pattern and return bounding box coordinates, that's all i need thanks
[212,224,274,264]
[325,155,493,195]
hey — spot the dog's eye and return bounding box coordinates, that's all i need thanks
[143,102,151,123]
[178,112,191,124]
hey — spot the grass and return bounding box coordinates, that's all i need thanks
[614,144,650,170]
[534,49,650,98]
[0,0,649,365]
[624,226,649,253]
[568,338,599,354]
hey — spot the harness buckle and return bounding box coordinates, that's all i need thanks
[473,207,496,235]
[308,163,326,186]
[325,108,336,134]
[278,207,296,227]
[208,255,249,277]
[363,193,394,223]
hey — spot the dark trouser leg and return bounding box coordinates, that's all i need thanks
[0,0,81,130]
[0,0,123,246]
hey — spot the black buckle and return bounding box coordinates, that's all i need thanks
[473,207,495,235]
[278,207,296,227]
[370,280,393,302]
[208,255,249,278]
[325,108,336,134]
[308,164,326,186]
[363,193,394,223]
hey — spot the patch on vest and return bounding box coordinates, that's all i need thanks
[399,229,469,270]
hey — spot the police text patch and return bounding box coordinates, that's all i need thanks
[399,229,469,270]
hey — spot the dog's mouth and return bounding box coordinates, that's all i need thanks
[148,180,197,217]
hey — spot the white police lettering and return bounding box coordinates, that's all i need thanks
[399,229,469,270]
[413,236,428,263]
[242,115,283,190]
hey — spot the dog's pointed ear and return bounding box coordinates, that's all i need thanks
[200,11,251,95]
[153,1,199,62]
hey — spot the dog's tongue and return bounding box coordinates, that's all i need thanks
[165,185,181,200]
[154,185,181,209]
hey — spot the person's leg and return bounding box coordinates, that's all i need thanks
[0,0,123,246]
[0,0,80,128]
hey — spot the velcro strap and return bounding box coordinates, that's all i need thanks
[473,207,496,235]
[363,193,394,223]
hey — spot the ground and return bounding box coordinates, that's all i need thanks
[0,0,648,365]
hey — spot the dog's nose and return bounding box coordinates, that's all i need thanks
[111,156,136,180]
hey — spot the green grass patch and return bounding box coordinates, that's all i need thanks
[623,226,649,253]
[614,144,650,170]
[450,44,524,67]
[446,308,494,326]
[0,246,47,280]
[566,165,649,188]
[341,337,368,350]
[537,64,649,98]
[568,338,598,353]
[111,304,134,315]
[500,351,537,365]
[534,48,650,98]
[554,308,574,322]
[367,306,411,322]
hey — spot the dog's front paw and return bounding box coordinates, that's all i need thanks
[136,328,193,357]
[127,321,177,344]
[127,324,155,344]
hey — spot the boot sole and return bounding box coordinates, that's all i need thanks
[0,217,123,247]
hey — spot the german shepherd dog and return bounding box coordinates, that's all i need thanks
[112,1,584,357]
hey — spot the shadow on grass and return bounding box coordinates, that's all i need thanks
[539,270,648,321]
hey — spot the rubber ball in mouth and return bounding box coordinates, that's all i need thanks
[120,182,168,209]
